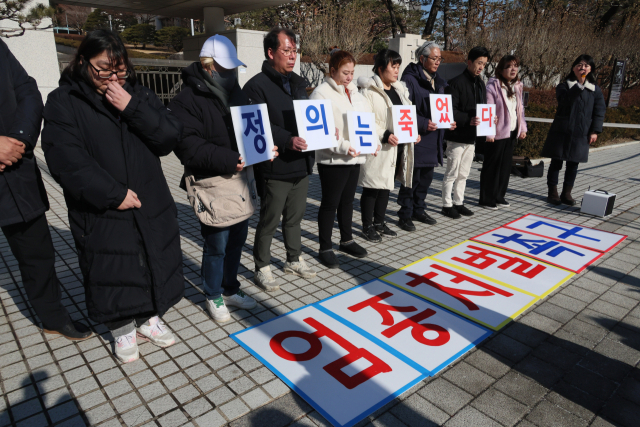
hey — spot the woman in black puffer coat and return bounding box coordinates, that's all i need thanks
[41,30,184,363]
[541,54,605,206]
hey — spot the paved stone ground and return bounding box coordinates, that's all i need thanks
[2,142,640,427]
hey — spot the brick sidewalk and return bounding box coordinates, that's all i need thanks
[1,142,640,427]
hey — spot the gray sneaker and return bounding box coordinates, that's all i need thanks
[284,255,317,279]
[254,265,279,292]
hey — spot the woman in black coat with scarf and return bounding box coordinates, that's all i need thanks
[541,54,605,205]
[41,30,184,363]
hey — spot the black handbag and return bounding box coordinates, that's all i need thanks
[511,156,544,178]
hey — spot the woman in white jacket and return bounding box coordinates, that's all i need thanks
[358,49,419,242]
[310,51,379,268]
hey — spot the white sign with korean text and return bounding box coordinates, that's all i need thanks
[476,104,496,137]
[346,111,378,154]
[230,104,275,166]
[429,94,454,129]
[391,105,418,144]
[294,99,337,152]
[318,280,491,375]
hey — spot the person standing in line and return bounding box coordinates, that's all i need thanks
[169,35,279,322]
[357,49,420,242]
[0,39,93,341]
[479,55,528,210]
[441,46,491,219]
[41,30,184,363]
[541,54,605,206]
[243,28,317,291]
[310,50,379,268]
[398,41,456,232]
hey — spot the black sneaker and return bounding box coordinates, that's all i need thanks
[339,241,368,258]
[375,223,397,237]
[454,204,474,216]
[397,218,416,232]
[441,206,461,219]
[496,199,510,207]
[44,320,93,341]
[412,212,437,225]
[478,203,498,211]
[362,226,382,242]
[319,250,340,268]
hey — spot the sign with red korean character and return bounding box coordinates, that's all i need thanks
[381,258,537,330]
[230,305,424,427]
[391,105,418,143]
[231,104,275,166]
[503,214,626,253]
[317,280,491,375]
[471,227,603,273]
[431,241,574,298]
[476,103,496,137]
[429,94,454,129]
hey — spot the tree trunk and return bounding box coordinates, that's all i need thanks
[466,0,478,36]
[423,0,442,36]
[383,0,399,37]
[443,0,451,50]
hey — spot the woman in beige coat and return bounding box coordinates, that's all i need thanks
[357,49,419,242]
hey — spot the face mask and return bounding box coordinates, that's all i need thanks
[210,68,236,92]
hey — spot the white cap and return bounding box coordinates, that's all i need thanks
[199,35,246,69]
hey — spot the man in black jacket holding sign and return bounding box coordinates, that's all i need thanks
[243,27,316,291]
[441,46,490,219]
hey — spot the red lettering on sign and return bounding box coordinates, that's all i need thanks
[398,109,414,136]
[439,113,451,123]
[269,317,392,389]
[348,291,417,325]
[451,245,546,279]
[436,97,449,111]
[482,107,493,128]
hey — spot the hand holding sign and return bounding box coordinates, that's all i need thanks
[347,111,378,154]
[293,99,337,152]
[231,104,275,166]
[429,94,455,129]
[476,104,496,137]
[392,105,418,144]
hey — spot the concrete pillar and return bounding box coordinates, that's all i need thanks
[203,7,225,36]
[155,17,163,31]
[388,33,422,78]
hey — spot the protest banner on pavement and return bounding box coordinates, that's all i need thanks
[347,111,378,154]
[391,105,418,143]
[294,99,337,152]
[429,94,454,129]
[230,104,275,166]
[503,214,626,252]
[476,104,496,137]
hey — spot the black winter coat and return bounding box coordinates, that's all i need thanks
[401,62,448,168]
[540,81,606,163]
[41,75,184,323]
[444,69,487,144]
[169,62,249,189]
[242,61,314,182]
[0,39,49,227]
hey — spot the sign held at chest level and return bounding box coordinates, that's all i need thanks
[346,111,378,154]
[293,99,338,152]
[429,94,454,129]
[391,105,418,143]
[230,104,275,166]
[476,104,496,137]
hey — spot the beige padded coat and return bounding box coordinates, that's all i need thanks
[357,75,414,190]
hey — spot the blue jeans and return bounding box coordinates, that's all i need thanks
[200,220,249,299]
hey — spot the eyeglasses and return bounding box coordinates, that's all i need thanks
[279,48,298,57]
[87,61,130,79]
[425,56,442,63]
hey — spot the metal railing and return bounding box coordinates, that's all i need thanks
[58,58,192,105]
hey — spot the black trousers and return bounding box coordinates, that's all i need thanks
[361,188,390,228]
[1,214,70,330]
[479,130,517,206]
[397,166,434,220]
[317,164,360,251]
[547,159,579,187]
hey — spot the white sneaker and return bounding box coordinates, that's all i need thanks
[114,330,139,363]
[207,297,231,323]
[136,316,175,348]
[223,290,257,310]
[284,255,317,279]
[254,266,279,292]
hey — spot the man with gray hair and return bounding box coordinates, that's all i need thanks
[397,41,456,232]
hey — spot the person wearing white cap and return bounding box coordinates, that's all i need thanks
[169,34,278,322]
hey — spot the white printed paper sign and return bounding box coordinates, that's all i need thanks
[476,103,496,137]
[230,104,275,166]
[431,241,574,297]
[381,258,537,330]
[231,305,424,427]
[318,280,491,375]
[504,214,626,253]
[294,99,337,152]
[347,111,378,154]
[391,105,418,144]
[471,227,603,273]
[429,94,454,129]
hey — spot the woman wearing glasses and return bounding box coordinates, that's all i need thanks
[41,30,184,363]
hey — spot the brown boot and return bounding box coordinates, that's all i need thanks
[547,185,561,205]
[561,184,576,206]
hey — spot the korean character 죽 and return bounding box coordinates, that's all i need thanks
[398,109,414,136]
[242,110,266,154]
